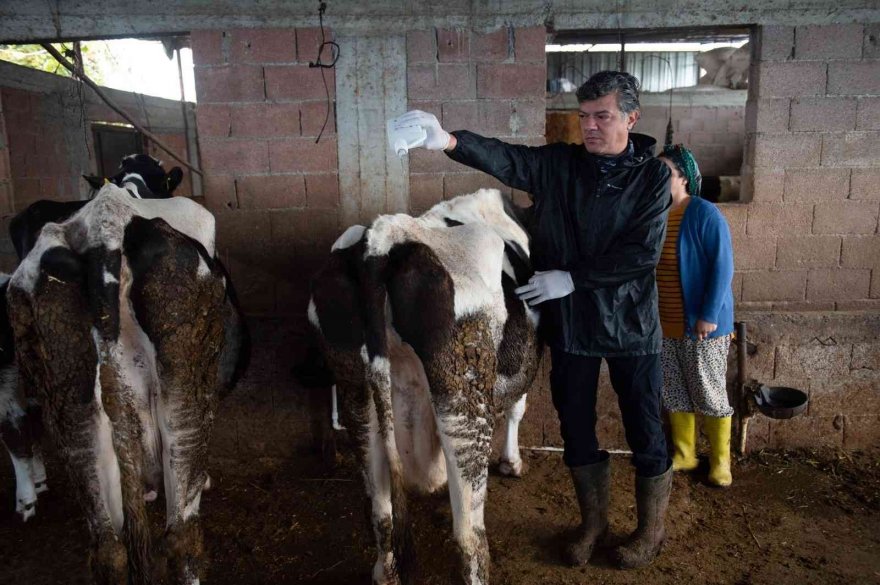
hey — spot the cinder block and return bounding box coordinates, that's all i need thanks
[790,97,856,132]
[770,415,843,449]
[510,99,545,136]
[874,271,880,299]
[230,103,301,138]
[775,236,841,269]
[472,27,511,62]
[719,204,748,235]
[856,97,880,131]
[746,202,813,236]
[407,64,475,100]
[215,209,273,264]
[202,173,236,212]
[409,172,444,214]
[268,137,337,173]
[732,235,776,270]
[299,101,336,137]
[191,30,227,66]
[296,27,332,64]
[747,168,785,202]
[514,26,547,63]
[194,65,265,103]
[783,168,850,201]
[437,29,470,62]
[813,201,879,234]
[477,63,545,99]
[271,207,338,252]
[235,174,306,210]
[265,65,334,101]
[407,147,467,173]
[755,61,826,98]
[407,30,436,64]
[836,299,880,310]
[772,300,835,311]
[757,25,794,61]
[841,236,880,268]
[442,101,478,130]
[827,61,880,96]
[753,133,821,168]
[443,172,509,199]
[851,343,880,377]
[850,169,880,200]
[794,24,864,60]
[229,28,296,64]
[807,268,871,300]
[865,24,880,59]
[200,138,269,174]
[305,173,339,209]
[741,270,806,301]
[844,415,880,449]
[777,341,851,380]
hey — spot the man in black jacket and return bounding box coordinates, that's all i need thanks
[395,71,672,569]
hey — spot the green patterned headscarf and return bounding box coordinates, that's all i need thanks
[661,144,702,198]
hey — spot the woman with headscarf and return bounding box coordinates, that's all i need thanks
[656,145,736,487]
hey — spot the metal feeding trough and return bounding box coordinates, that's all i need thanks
[734,322,810,454]
[753,384,808,420]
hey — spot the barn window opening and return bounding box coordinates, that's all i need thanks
[546,27,752,203]
[0,36,200,198]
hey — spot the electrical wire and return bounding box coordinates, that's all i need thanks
[308,1,339,144]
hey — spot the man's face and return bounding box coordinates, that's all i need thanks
[578,92,640,156]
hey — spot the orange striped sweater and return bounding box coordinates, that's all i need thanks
[658,204,686,339]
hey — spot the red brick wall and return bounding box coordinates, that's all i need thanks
[406,26,547,213]
[2,87,79,212]
[192,27,339,318]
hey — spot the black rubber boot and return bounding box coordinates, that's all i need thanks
[614,465,673,569]
[564,453,610,566]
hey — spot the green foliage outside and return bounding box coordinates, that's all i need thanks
[0,43,113,85]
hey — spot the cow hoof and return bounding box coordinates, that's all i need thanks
[144,489,158,502]
[499,458,524,478]
[34,481,49,495]
[18,501,36,522]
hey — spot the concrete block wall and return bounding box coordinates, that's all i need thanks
[406,26,547,213]
[192,27,340,319]
[737,23,880,312]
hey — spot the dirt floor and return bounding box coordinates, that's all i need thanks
[1,443,879,585]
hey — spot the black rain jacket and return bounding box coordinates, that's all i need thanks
[447,130,671,357]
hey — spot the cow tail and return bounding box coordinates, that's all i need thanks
[87,245,153,584]
[360,253,414,584]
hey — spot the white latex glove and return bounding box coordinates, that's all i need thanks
[515,270,575,306]
[393,110,451,150]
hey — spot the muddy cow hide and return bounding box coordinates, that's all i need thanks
[0,274,48,521]
[6,184,246,585]
[10,154,184,261]
[307,188,541,585]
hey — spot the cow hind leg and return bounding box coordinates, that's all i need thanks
[498,394,527,478]
[424,317,497,585]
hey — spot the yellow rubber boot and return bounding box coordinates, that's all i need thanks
[704,416,733,487]
[668,412,699,472]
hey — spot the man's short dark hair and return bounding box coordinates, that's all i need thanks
[576,71,641,115]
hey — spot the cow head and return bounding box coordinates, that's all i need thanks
[84,154,184,199]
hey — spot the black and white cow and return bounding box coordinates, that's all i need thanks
[10,153,183,260]
[307,188,541,585]
[6,183,246,585]
[0,274,48,521]
[0,153,188,522]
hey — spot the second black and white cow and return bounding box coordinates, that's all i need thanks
[0,274,47,521]
[308,188,541,585]
[7,183,245,585]
[10,153,183,260]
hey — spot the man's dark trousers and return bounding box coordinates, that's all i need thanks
[549,347,671,477]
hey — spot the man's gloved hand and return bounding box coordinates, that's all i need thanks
[393,110,451,150]
[515,270,575,306]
